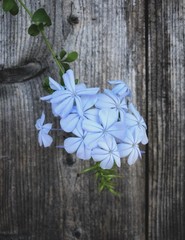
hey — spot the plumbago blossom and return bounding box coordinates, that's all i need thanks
[35,69,148,169]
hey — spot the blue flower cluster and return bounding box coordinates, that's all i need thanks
[35,69,148,169]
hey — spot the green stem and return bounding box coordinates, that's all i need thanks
[40,31,64,75]
[18,0,32,17]
[17,0,64,75]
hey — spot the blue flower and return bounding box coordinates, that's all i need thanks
[83,109,126,149]
[118,129,142,165]
[64,122,91,160]
[126,103,148,144]
[40,77,64,116]
[60,95,99,132]
[40,77,64,102]
[35,112,53,147]
[92,135,121,169]
[108,80,131,97]
[95,89,128,121]
[49,70,99,118]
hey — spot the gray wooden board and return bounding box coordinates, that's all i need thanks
[0,0,146,239]
[147,0,185,239]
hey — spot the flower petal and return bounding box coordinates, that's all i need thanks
[60,114,79,132]
[125,113,138,127]
[108,121,126,141]
[75,96,83,116]
[64,137,81,153]
[35,112,45,130]
[99,109,117,129]
[54,97,74,117]
[141,130,148,145]
[42,123,52,134]
[77,87,99,95]
[39,131,53,147]
[76,142,92,160]
[49,77,64,90]
[127,149,140,165]
[84,108,99,122]
[63,69,75,92]
[113,152,121,167]
[91,148,109,161]
[73,120,84,137]
[50,91,71,104]
[95,93,116,109]
[104,89,119,102]
[117,143,132,158]
[100,156,114,169]
[81,95,97,111]
[75,83,86,91]
[40,95,52,102]
[82,119,103,132]
[83,132,103,149]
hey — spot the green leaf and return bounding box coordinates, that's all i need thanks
[64,51,78,62]
[79,162,121,196]
[3,0,15,11]
[75,79,79,84]
[28,24,40,36]
[32,8,51,27]
[60,49,67,60]
[60,76,65,87]
[9,3,19,16]
[43,77,54,94]
[61,62,70,72]
[38,23,44,31]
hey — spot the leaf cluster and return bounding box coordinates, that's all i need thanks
[58,50,78,76]
[43,49,78,93]
[81,162,121,196]
[28,8,51,36]
[2,0,19,15]
[42,77,54,94]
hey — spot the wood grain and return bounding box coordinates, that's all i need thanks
[147,0,185,239]
[0,0,146,239]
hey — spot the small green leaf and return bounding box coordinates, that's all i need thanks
[64,51,78,62]
[43,77,54,94]
[60,49,67,60]
[79,162,121,196]
[9,3,19,16]
[60,77,65,87]
[28,24,40,36]
[38,23,44,31]
[61,62,70,72]
[3,0,15,11]
[75,79,79,84]
[32,8,51,27]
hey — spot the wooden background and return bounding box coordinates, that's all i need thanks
[0,0,185,239]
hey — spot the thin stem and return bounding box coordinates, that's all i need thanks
[51,128,63,131]
[18,0,32,17]
[40,31,64,75]
[17,0,65,75]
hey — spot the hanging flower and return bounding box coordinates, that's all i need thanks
[126,103,148,144]
[92,135,121,169]
[118,129,142,165]
[35,112,53,147]
[64,121,91,160]
[42,70,99,118]
[108,80,131,97]
[95,89,128,121]
[82,109,126,149]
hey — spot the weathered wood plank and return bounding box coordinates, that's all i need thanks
[148,0,185,239]
[0,1,146,239]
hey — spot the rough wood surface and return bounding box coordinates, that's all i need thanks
[147,0,185,239]
[0,1,146,239]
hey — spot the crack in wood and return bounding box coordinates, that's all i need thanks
[0,62,47,84]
